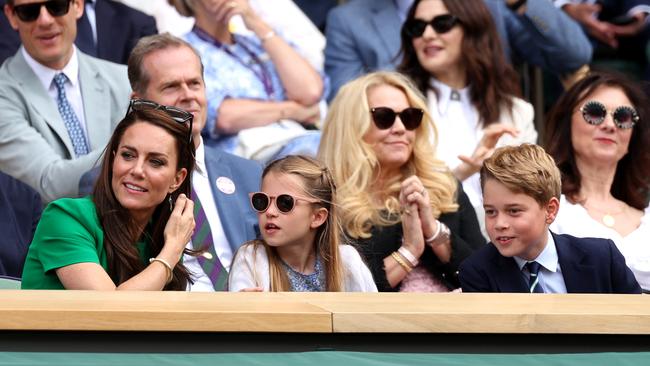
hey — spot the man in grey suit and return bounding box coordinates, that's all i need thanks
[128,34,262,291]
[325,0,593,100]
[0,0,130,202]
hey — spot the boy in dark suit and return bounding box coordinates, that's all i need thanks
[459,144,641,294]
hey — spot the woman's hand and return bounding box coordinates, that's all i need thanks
[211,0,259,28]
[161,194,195,263]
[401,176,437,242]
[454,123,518,181]
[399,180,426,258]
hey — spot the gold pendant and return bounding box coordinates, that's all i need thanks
[602,214,616,228]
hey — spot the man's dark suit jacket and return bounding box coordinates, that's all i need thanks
[0,0,157,65]
[0,171,42,278]
[459,232,641,294]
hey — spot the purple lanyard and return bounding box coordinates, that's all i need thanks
[193,26,276,99]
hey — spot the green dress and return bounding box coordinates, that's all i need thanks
[21,197,150,289]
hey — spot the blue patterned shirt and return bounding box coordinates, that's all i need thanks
[282,256,326,292]
[184,30,287,152]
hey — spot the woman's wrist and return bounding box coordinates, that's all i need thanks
[149,257,173,284]
[426,220,451,248]
[398,246,419,267]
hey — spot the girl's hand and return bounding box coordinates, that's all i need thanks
[239,287,263,292]
[162,194,195,262]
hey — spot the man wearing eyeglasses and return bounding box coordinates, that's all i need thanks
[0,0,130,202]
[127,33,262,291]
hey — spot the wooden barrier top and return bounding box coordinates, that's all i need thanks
[1,291,649,334]
[0,291,331,332]
[285,292,650,334]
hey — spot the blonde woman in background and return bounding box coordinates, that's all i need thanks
[318,71,485,292]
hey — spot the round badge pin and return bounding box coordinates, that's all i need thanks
[216,176,236,195]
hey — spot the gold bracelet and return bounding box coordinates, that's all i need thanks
[149,257,173,284]
[391,251,413,273]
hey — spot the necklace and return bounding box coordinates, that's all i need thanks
[583,201,626,228]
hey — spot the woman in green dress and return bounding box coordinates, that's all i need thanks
[22,100,197,290]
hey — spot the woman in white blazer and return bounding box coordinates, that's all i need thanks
[397,0,537,233]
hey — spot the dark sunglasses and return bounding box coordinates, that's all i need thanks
[249,192,319,214]
[12,0,71,22]
[370,107,423,130]
[404,14,460,38]
[125,99,194,143]
[580,100,638,130]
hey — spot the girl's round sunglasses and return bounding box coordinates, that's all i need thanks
[580,100,638,130]
[249,192,319,214]
[370,107,423,130]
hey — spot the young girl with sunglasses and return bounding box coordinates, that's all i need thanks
[228,155,377,292]
[545,72,650,292]
[397,0,537,235]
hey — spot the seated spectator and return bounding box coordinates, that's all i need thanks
[0,0,158,65]
[169,0,324,163]
[459,144,641,294]
[0,171,42,278]
[546,72,650,292]
[228,155,377,292]
[556,0,650,77]
[21,103,202,290]
[318,71,485,292]
[127,33,262,291]
[398,0,538,234]
[325,0,592,100]
[0,0,130,202]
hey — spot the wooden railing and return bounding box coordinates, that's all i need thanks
[1,291,649,334]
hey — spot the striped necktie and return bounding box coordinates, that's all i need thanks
[53,73,89,157]
[525,261,543,293]
[191,187,228,291]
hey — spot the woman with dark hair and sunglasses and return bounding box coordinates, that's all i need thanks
[21,100,200,290]
[228,155,376,292]
[318,71,484,292]
[546,72,650,292]
[397,0,538,232]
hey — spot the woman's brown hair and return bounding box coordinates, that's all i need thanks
[397,0,520,127]
[92,108,196,290]
[544,71,650,210]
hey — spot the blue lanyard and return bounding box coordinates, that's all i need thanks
[192,26,276,99]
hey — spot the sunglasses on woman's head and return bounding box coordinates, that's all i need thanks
[125,99,194,143]
[12,0,71,22]
[249,192,319,214]
[580,100,638,130]
[404,14,459,38]
[370,107,423,130]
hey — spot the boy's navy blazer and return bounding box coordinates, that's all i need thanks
[459,232,641,294]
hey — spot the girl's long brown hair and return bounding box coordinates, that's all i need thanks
[92,108,196,290]
[398,0,520,127]
[252,155,344,292]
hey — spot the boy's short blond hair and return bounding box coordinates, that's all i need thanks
[480,144,561,206]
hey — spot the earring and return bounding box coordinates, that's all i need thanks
[168,195,173,212]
